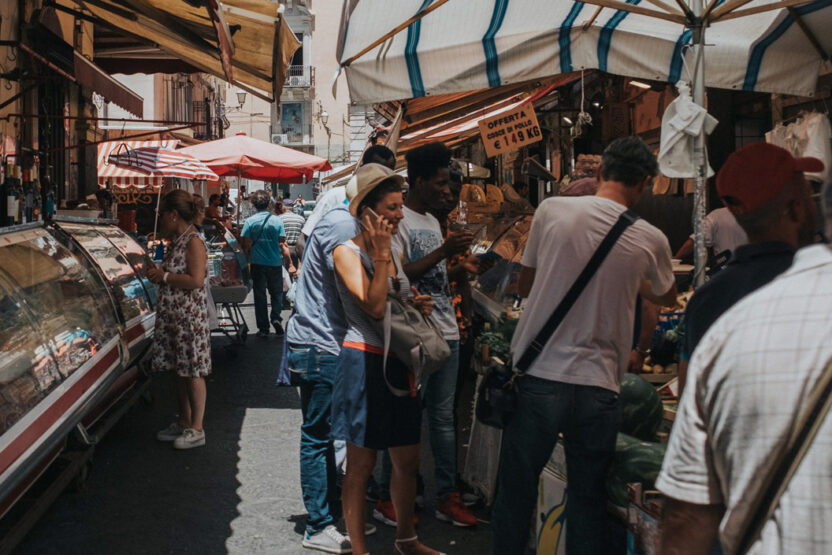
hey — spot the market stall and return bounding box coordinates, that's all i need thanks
[0,218,157,517]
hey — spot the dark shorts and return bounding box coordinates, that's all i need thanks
[332,344,422,450]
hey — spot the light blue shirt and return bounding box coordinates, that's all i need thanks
[241,211,285,267]
[286,205,361,355]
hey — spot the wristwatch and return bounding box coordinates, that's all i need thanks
[634,346,650,357]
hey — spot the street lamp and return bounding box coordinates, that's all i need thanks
[236,90,247,109]
[320,110,331,161]
[321,110,329,126]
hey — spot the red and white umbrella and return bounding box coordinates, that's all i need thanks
[107,145,219,181]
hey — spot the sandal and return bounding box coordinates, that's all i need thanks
[393,536,446,555]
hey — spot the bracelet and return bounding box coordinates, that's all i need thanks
[634,346,650,357]
[163,272,170,284]
[373,257,391,263]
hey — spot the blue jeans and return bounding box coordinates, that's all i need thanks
[492,376,621,555]
[378,340,460,501]
[289,344,341,534]
[251,263,282,333]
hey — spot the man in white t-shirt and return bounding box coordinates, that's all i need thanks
[492,137,677,554]
[675,205,748,260]
[384,142,477,528]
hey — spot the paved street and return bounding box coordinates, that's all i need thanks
[14,302,491,555]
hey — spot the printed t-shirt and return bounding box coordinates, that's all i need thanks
[393,206,460,341]
[241,211,285,267]
[511,196,674,393]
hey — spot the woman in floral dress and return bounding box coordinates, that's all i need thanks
[148,190,211,449]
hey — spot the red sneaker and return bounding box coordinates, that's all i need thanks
[372,499,419,527]
[435,492,477,527]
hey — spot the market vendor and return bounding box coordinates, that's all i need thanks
[677,142,821,394]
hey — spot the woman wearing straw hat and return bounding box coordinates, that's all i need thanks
[332,163,441,555]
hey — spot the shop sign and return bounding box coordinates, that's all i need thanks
[112,187,157,205]
[478,102,542,158]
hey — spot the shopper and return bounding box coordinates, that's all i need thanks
[492,137,676,554]
[285,174,363,553]
[656,179,829,555]
[205,193,227,230]
[674,205,748,261]
[298,146,396,259]
[677,143,821,393]
[332,163,438,555]
[377,142,477,529]
[279,200,306,269]
[241,190,295,337]
[149,190,212,450]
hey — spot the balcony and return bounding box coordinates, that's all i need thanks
[285,65,314,88]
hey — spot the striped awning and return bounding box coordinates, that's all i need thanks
[337,0,832,104]
[107,146,219,181]
[98,140,179,188]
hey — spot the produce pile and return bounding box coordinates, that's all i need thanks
[474,315,518,362]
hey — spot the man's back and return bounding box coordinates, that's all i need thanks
[658,244,832,553]
[281,211,305,247]
[511,196,674,392]
[241,211,284,266]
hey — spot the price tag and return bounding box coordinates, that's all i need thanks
[478,102,542,158]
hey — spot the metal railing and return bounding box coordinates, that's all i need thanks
[285,65,314,88]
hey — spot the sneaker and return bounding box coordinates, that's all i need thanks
[436,493,477,527]
[342,522,377,540]
[256,330,269,338]
[173,428,206,449]
[273,322,284,335]
[156,422,186,441]
[373,500,418,527]
[461,492,479,507]
[302,525,351,554]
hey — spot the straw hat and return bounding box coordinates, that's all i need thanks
[347,163,405,217]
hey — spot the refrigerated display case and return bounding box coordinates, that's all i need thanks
[0,219,156,517]
[471,215,533,321]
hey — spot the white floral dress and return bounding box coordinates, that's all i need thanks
[151,228,212,378]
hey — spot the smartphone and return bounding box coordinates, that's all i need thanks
[360,206,382,229]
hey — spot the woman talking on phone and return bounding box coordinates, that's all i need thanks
[332,164,439,555]
[147,190,212,450]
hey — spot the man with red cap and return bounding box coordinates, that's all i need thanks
[657,143,828,554]
[676,141,821,394]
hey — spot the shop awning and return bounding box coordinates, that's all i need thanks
[74,52,143,118]
[337,0,832,104]
[98,139,179,188]
[108,146,219,181]
[61,0,300,102]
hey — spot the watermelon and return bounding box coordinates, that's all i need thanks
[619,373,663,442]
[606,433,667,507]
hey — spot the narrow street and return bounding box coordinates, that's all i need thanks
[13,302,491,555]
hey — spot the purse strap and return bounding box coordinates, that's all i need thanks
[514,209,640,374]
[735,352,832,554]
[382,253,421,397]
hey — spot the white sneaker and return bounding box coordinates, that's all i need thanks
[302,525,351,554]
[173,428,205,449]
[156,422,186,441]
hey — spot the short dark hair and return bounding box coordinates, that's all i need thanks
[449,160,464,186]
[251,190,270,210]
[362,145,396,169]
[600,137,658,188]
[209,194,220,204]
[406,142,451,187]
[358,178,403,215]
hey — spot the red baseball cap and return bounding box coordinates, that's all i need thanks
[716,142,823,215]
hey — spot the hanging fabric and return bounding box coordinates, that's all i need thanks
[658,82,719,179]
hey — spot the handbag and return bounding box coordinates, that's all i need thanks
[476,209,640,429]
[734,352,832,554]
[372,254,451,397]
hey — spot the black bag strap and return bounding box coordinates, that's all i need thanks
[515,209,639,374]
[251,213,273,248]
[735,353,832,554]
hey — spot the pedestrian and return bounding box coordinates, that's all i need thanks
[241,190,296,337]
[674,204,748,261]
[298,146,396,260]
[375,142,477,530]
[205,193,227,230]
[332,163,438,555]
[285,170,364,553]
[492,136,677,554]
[148,190,212,450]
[279,199,306,270]
[656,171,828,554]
[676,142,821,393]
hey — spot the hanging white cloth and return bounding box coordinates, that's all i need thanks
[766,112,831,183]
[658,82,719,179]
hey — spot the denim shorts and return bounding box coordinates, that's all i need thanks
[332,344,421,450]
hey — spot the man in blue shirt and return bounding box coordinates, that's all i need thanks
[241,190,295,337]
[285,188,362,553]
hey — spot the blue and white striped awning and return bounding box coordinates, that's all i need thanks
[337,0,832,104]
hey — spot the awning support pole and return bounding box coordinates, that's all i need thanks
[691,2,708,288]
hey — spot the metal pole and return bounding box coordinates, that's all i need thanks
[691,0,708,288]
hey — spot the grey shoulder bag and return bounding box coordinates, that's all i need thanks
[372,254,451,397]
